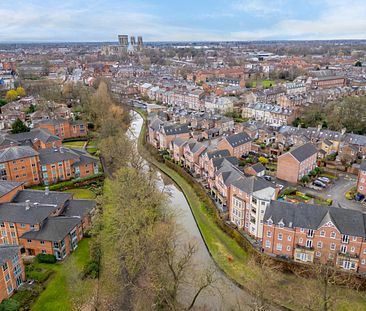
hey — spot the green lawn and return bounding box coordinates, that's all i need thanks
[63,188,96,199]
[62,141,86,148]
[31,239,92,311]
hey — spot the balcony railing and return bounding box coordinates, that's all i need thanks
[337,252,359,259]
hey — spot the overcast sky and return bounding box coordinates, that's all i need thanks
[1,0,366,42]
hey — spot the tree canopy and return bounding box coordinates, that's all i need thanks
[11,118,30,134]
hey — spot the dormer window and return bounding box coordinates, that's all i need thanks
[278,220,284,228]
[267,218,273,226]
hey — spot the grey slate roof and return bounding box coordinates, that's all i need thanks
[172,137,187,147]
[38,147,97,166]
[0,146,39,162]
[231,175,275,194]
[162,124,189,135]
[207,149,231,160]
[149,118,164,131]
[250,163,266,173]
[264,201,366,237]
[0,202,58,224]
[7,128,60,145]
[13,189,72,208]
[0,181,23,198]
[0,245,20,266]
[21,217,81,242]
[62,199,96,218]
[289,143,317,162]
[225,132,251,148]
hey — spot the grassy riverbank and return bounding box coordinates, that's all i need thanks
[135,109,366,311]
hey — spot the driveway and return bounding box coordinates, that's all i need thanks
[300,174,364,211]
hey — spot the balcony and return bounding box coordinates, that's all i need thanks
[337,252,359,259]
[294,245,315,263]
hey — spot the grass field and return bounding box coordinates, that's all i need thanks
[62,141,86,149]
[31,239,93,311]
[249,79,275,89]
[63,188,96,199]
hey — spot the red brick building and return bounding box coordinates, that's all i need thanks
[357,160,366,196]
[0,246,25,303]
[34,119,87,140]
[276,143,318,183]
[263,201,366,273]
[217,132,251,158]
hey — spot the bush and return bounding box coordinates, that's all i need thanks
[0,299,20,311]
[37,253,57,264]
[308,170,317,177]
[25,264,53,282]
[282,187,297,196]
[301,175,310,183]
[82,260,99,279]
[258,156,269,164]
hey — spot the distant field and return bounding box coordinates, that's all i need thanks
[249,79,275,89]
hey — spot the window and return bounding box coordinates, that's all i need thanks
[341,235,349,243]
[2,263,8,271]
[316,251,321,257]
[287,236,292,242]
[340,245,347,254]
[350,246,355,253]
[276,243,282,251]
[0,222,4,228]
[42,250,47,254]
[1,231,6,237]
[306,240,313,248]
[42,165,47,172]
[352,236,357,242]
[330,232,336,239]
[27,239,32,243]
[278,233,283,241]
[286,245,291,251]
[330,243,336,250]
[266,231,272,238]
[307,229,314,238]
[9,223,14,229]
[10,232,15,238]
[5,273,10,282]
[7,284,13,294]
[300,228,304,233]
[362,259,366,265]
[299,238,303,244]
[20,223,25,228]
[265,240,271,248]
[317,241,323,249]
[40,240,45,245]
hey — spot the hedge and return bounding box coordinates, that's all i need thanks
[37,253,57,264]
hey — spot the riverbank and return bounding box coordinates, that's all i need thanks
[134,109,366,311]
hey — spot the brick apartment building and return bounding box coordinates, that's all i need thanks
[0,181,95,260]
[0,146,41,186]
[0,246,25,303]
[357,160,366,196]
[217,132,252,158]
[263,201,366,273]
[158,124,190,149]
[276,143,318,183]
[34,119,87,140]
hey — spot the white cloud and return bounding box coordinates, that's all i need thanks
[231,0,283,16]
[230,0,366,40]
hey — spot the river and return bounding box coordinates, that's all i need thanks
[128,111,260,311]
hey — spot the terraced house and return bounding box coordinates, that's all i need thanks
[276,143,318,183]
[217,132,252,158]
[263,201,366,273]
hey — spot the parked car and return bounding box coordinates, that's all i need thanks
[318,176,331,183]
[264,175,272,181]
[313,180,326,188]
[355,193,365,202]
[276,184,284,190]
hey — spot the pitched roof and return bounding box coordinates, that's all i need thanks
[0,146,39,162]
[21,217,81,242]
[0,245,20,266]
[6,128,60,145]
[207,149,230,160]
[13,189,72,209]
[225,132,251,148]
[38,147,97,166]
[0,181,23,198]
[250,162,266,173]
[264,201,366,237]
[289,143,317,162]
[231,175,275,196]
[0,202,58,224]
[162,124,189,135]
[62,199,96,218]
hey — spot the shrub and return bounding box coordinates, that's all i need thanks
[82,260,99,279]
[282,187,297,196]
[25,264,53,282]
[308,170,317,177]
[37,253,57,264]
[0,299,20,311]
[258,156,269,164]
[301,175,310,183]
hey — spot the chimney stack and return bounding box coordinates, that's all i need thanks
[25,200,31,210]
[45,187,49,196]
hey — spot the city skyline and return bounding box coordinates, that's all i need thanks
[1,0,366,42]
